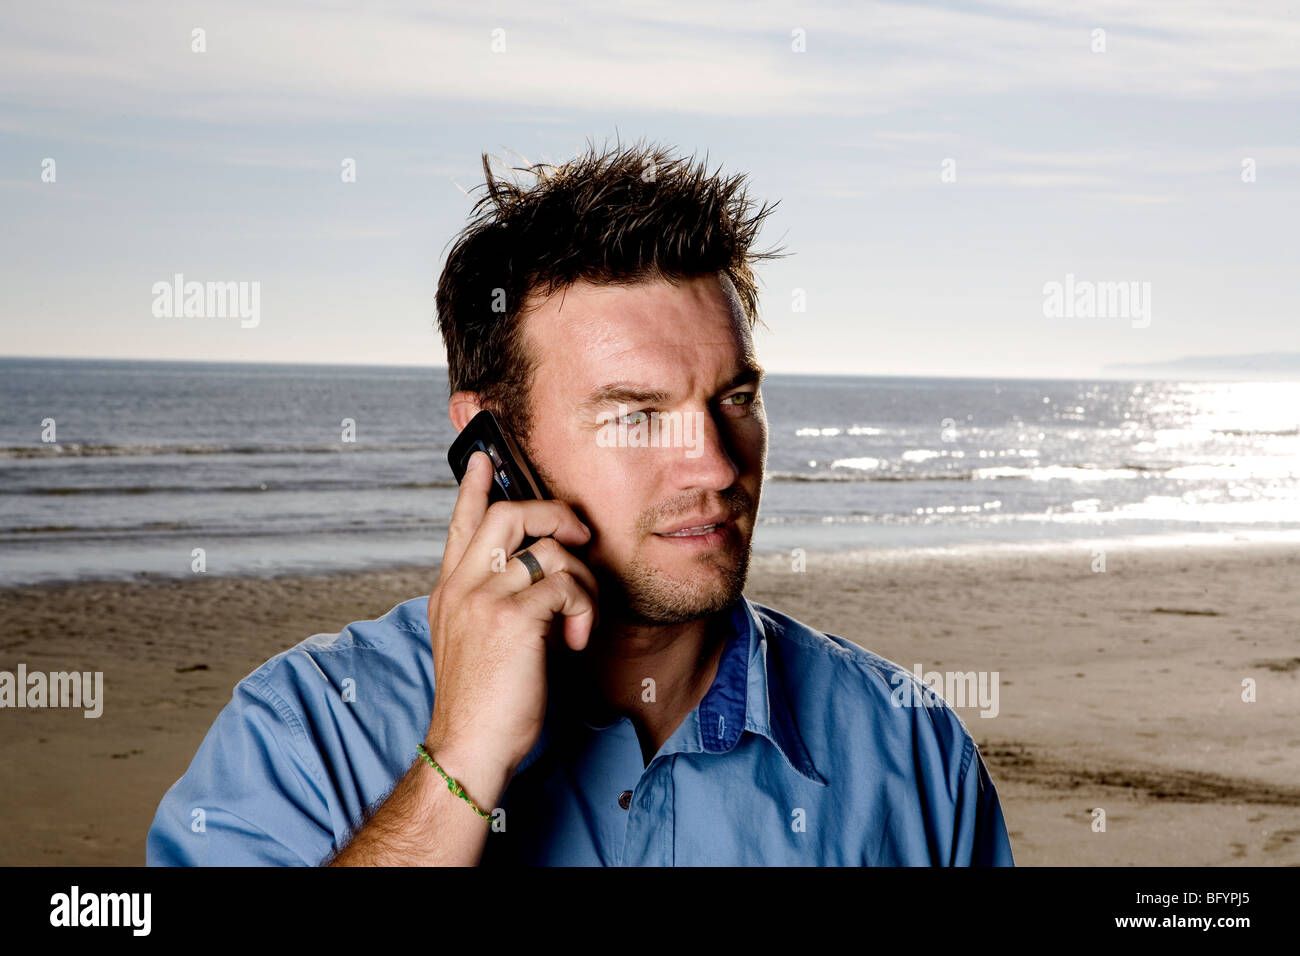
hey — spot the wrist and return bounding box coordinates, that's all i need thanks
[420,733,512,815]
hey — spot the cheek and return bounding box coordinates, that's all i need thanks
[733,414,767,469]
[586,452,652,526]
[552,442,653,535]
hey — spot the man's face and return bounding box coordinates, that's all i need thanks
[516,274,767,627]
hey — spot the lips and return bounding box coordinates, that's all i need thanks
[658,524,721,537]
[654,514,732,536]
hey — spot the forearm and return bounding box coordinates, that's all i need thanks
[326,742,509,866]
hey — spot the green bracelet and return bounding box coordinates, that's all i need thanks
[416,744,493,823]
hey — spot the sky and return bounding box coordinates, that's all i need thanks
[1,0,1297,379]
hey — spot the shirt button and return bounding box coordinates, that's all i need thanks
[618,790,633,810]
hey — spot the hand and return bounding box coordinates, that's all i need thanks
[424,450,599,794]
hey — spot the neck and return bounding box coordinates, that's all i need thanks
[568,607,732,766]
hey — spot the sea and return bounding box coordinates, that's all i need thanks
[1,357,1298,586]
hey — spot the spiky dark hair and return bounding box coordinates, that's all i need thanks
[435,137,784,447]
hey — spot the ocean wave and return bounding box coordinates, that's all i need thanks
[972,465,1149,481]
[767,470,975,483]
[770,462,1187,483]
[1211,427,1300,437]
[0,516,445,538]
[973,461,1297,481]
[1,479,459,496]
[0,441,438,459]
[2,520,193,535]
[793,425,893,437]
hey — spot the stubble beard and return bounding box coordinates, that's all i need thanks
[524,432,760,627]
[605,528,754,626]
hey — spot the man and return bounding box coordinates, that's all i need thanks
[147,141,1014,866]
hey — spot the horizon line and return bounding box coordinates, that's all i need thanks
[2,353,1297,384]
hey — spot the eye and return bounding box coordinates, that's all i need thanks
[721,391,759,411]
[618,408,651,426]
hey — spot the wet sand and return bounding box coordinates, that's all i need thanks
[1,539,1296,865]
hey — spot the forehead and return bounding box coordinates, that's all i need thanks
[520,275,755,401]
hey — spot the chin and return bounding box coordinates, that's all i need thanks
[603,538,753,626]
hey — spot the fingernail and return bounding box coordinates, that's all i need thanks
[581,522,592,537]
[467,451,483,473]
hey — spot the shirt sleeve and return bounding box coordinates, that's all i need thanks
[951,738,1015,866]
[146,673,337,866]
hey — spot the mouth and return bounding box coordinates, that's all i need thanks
[652,516,735,549]
[656,522,724,537]
[654,512,733,536]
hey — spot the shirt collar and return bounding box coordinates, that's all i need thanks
[515,596,826,787]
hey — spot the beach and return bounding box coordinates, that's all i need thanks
[1,538,1296,866]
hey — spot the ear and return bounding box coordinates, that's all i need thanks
[448,391,484,432]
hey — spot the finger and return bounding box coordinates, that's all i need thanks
[438,450,495,587]
[489,537,600,605]
[459,498,591,588]
[509,570,598,652]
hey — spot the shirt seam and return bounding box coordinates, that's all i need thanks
[959,733,976,792]
[242,669,330,793]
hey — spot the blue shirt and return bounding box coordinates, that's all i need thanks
[146,594,1014,866]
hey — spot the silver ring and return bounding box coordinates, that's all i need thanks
[513,547,545,585]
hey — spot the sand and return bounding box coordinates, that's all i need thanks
[1,539,1297,866]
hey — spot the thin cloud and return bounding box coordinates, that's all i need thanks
[3,0,1299,130]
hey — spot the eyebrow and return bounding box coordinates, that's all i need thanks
[577,357,765,415]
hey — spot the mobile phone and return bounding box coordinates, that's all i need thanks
[448,409,550,549]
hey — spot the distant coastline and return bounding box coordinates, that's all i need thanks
[1103,352,1300,382]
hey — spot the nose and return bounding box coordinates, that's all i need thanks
[669,407,742,492]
